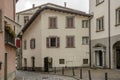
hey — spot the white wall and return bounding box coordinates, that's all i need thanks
[90,0,109,40]
[22,9,89,68]
[40,10,89,67]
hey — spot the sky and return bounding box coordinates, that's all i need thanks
[16,0,89,13]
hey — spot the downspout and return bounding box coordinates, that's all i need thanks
[89,17,92,67]
[108,0,111,69]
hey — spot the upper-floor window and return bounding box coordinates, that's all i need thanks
[46,36,60,48]
[66,16,75,28]
[96,16,104,32]
[116,7,120,26]
[82,20,89,28]
[96,0,104,6]
[66,36,75,48]
[30,38,35,49]
[49,17,57,29]
[82,37,89,45]
[24,16,29,25]
[24,40,27,50]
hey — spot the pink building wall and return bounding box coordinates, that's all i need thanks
[0,0,16,79]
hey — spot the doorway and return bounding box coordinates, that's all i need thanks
[116,49,120,69]
[96,50,103,66]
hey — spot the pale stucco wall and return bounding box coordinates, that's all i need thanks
[22,9,89,68]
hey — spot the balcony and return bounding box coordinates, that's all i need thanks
[5,23,16,48]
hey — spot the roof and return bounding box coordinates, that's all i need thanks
[17,3,91,37]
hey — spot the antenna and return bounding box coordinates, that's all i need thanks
[64,2,67,7]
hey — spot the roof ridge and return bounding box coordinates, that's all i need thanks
[16,3,87,14]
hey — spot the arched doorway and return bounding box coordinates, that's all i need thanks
[44,57,53,72]
[24,58,27,70]
[93,43,106,68]
[31,56,35,71]
[113,41,120,69]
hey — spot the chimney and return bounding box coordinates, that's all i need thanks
[64,2,67,7]
[32,4,35,8]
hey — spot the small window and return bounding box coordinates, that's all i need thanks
[82,37,89,45]
[96,0,104,5]
[30,39,35,49]
[116,7,120,26]
[83,59,88,64]
[24,16,29,25]
[66,36,75,48]
[24,40,27,50]
[96,17,104,32]
[59,59,65,64]
[49,17,57,29]
[82,20,89,28]
[46,37,60,48]
[66,16,74,28]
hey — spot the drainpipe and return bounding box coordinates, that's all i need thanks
[108,0,111,69]
[89,18,92,67]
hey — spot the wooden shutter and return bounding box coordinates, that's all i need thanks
[46,37,49,48]
[57,37,60,48]
[16,39,21,48]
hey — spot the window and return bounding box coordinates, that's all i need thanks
[83,59,88,64]
[96,17,104,32]
[82,20,89,28]
[24,40,27,50]
[46,37,60,48]
[49,17,57,29]
[116,7,120,26]
[82,37,89,45]
[24,16,29,25]
[66,36,75,48]
[96,0,104,5]
[59,59,65,64]
[30,39,35,49]
[66,16,74,28]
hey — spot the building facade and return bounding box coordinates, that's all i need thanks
[90,0,120,69]
[0,0,19,80]
[18,3,90,71]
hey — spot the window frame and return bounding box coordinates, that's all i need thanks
[96,0,104,6]
[82,20,89,28]
[24,40,27,50]
[46,36,60,48]
[82,36,89,45]
[49,17,57,29]
[59,59,65,64]
[96,16,104,32]
[83,59,88,64]
[116,7,120,26]
[24,16,29,25]
[30,38,36,49]
[66,36,75,48]
[66,16,75,28]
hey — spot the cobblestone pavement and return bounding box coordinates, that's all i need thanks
[49,68,120,80]
[16,68,120,80]
[16,71,76,80]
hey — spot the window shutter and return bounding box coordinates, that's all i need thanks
[33,39,35,49]
[16,39,21,48]
[46,37,49,48]
[57,37,60,48]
